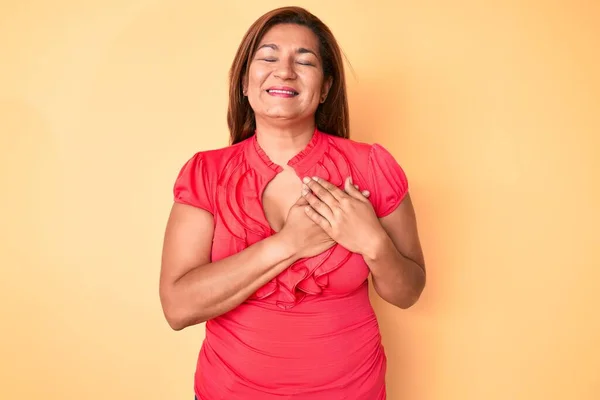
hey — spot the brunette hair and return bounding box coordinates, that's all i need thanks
[227,6,350,144]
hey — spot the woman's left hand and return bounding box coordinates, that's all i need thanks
[301,176,386,255]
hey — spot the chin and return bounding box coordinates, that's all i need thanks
[263,110,299,120]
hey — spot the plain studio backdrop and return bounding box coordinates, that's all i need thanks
[1,1,599,399]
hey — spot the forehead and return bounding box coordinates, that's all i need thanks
[258,23,320,51]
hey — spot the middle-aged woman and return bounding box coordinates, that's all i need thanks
[159,6,426,400]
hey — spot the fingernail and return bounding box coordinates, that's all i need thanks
[312,176,319,181]
[302,177,311,183]
[364,190,370,196]
[354,184,359,189]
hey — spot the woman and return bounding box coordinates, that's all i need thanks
[159,6,426,400]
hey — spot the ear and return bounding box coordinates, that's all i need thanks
[320,76,333,103]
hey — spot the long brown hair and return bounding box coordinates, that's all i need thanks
[227,6,350,145]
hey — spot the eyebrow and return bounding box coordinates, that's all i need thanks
[257,43,318,57]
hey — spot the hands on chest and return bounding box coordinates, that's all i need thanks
[276,175,381,261]
[300,176,384,256]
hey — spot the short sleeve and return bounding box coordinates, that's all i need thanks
[368,144,409,218]
[173,152,214,214]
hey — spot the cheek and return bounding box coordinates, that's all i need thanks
[304,73,325,98]
[248,66,269,91]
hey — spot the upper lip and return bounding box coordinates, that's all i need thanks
[266,86,299,94]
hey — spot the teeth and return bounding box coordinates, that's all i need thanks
[268,89,296,95]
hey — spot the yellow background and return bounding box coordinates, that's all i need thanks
[1,1,599,399]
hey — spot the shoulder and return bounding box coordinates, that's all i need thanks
[325,134,398,166]
[172,140,246,211]
[173,139,246,189]
[176,140,247,184]
[325,134,408,218]
[183,140,245,170]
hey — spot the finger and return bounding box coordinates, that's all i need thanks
[304,205,332,232]
[349,182,370,198]
[306,176,348,202]
[315,177,348,200]
[344,177,368,202]
[303,176,343,205]
[295,194,309,205]
[302,185,334,221]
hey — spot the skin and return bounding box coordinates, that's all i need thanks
[302,176,426,308]
[159,23,425,331]
[244,23,332,142]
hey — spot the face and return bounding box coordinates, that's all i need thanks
[244,23,332,125]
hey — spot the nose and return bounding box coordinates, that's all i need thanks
[274,58,296,80]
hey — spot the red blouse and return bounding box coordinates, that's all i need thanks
[173,129,408,399]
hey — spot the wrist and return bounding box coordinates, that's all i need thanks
[362,228,391,263]
[272,230,301,263]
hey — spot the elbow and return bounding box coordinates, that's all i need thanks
[397,270,426,309]
[160,290,185,330]
[396,290,423,309]
[162,304,189,331]
[164,306,208,331]
[377,267,426,309]
[375,285,424,310]
[393,285,424,309]
[165,313,187,331]
[160,295,206,331]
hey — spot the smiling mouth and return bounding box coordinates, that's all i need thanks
[266,89,299,96]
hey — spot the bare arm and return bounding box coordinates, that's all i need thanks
[364,193,426,309]
[159,196,334,330]
[159,203,297,330]
[300,176,426,309]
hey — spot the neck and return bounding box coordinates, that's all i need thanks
[254,118,316,166]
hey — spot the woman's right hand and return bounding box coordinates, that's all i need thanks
[278,195,336,260]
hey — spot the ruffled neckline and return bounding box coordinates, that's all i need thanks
[246,128,327,177]
[238,127,355,310]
